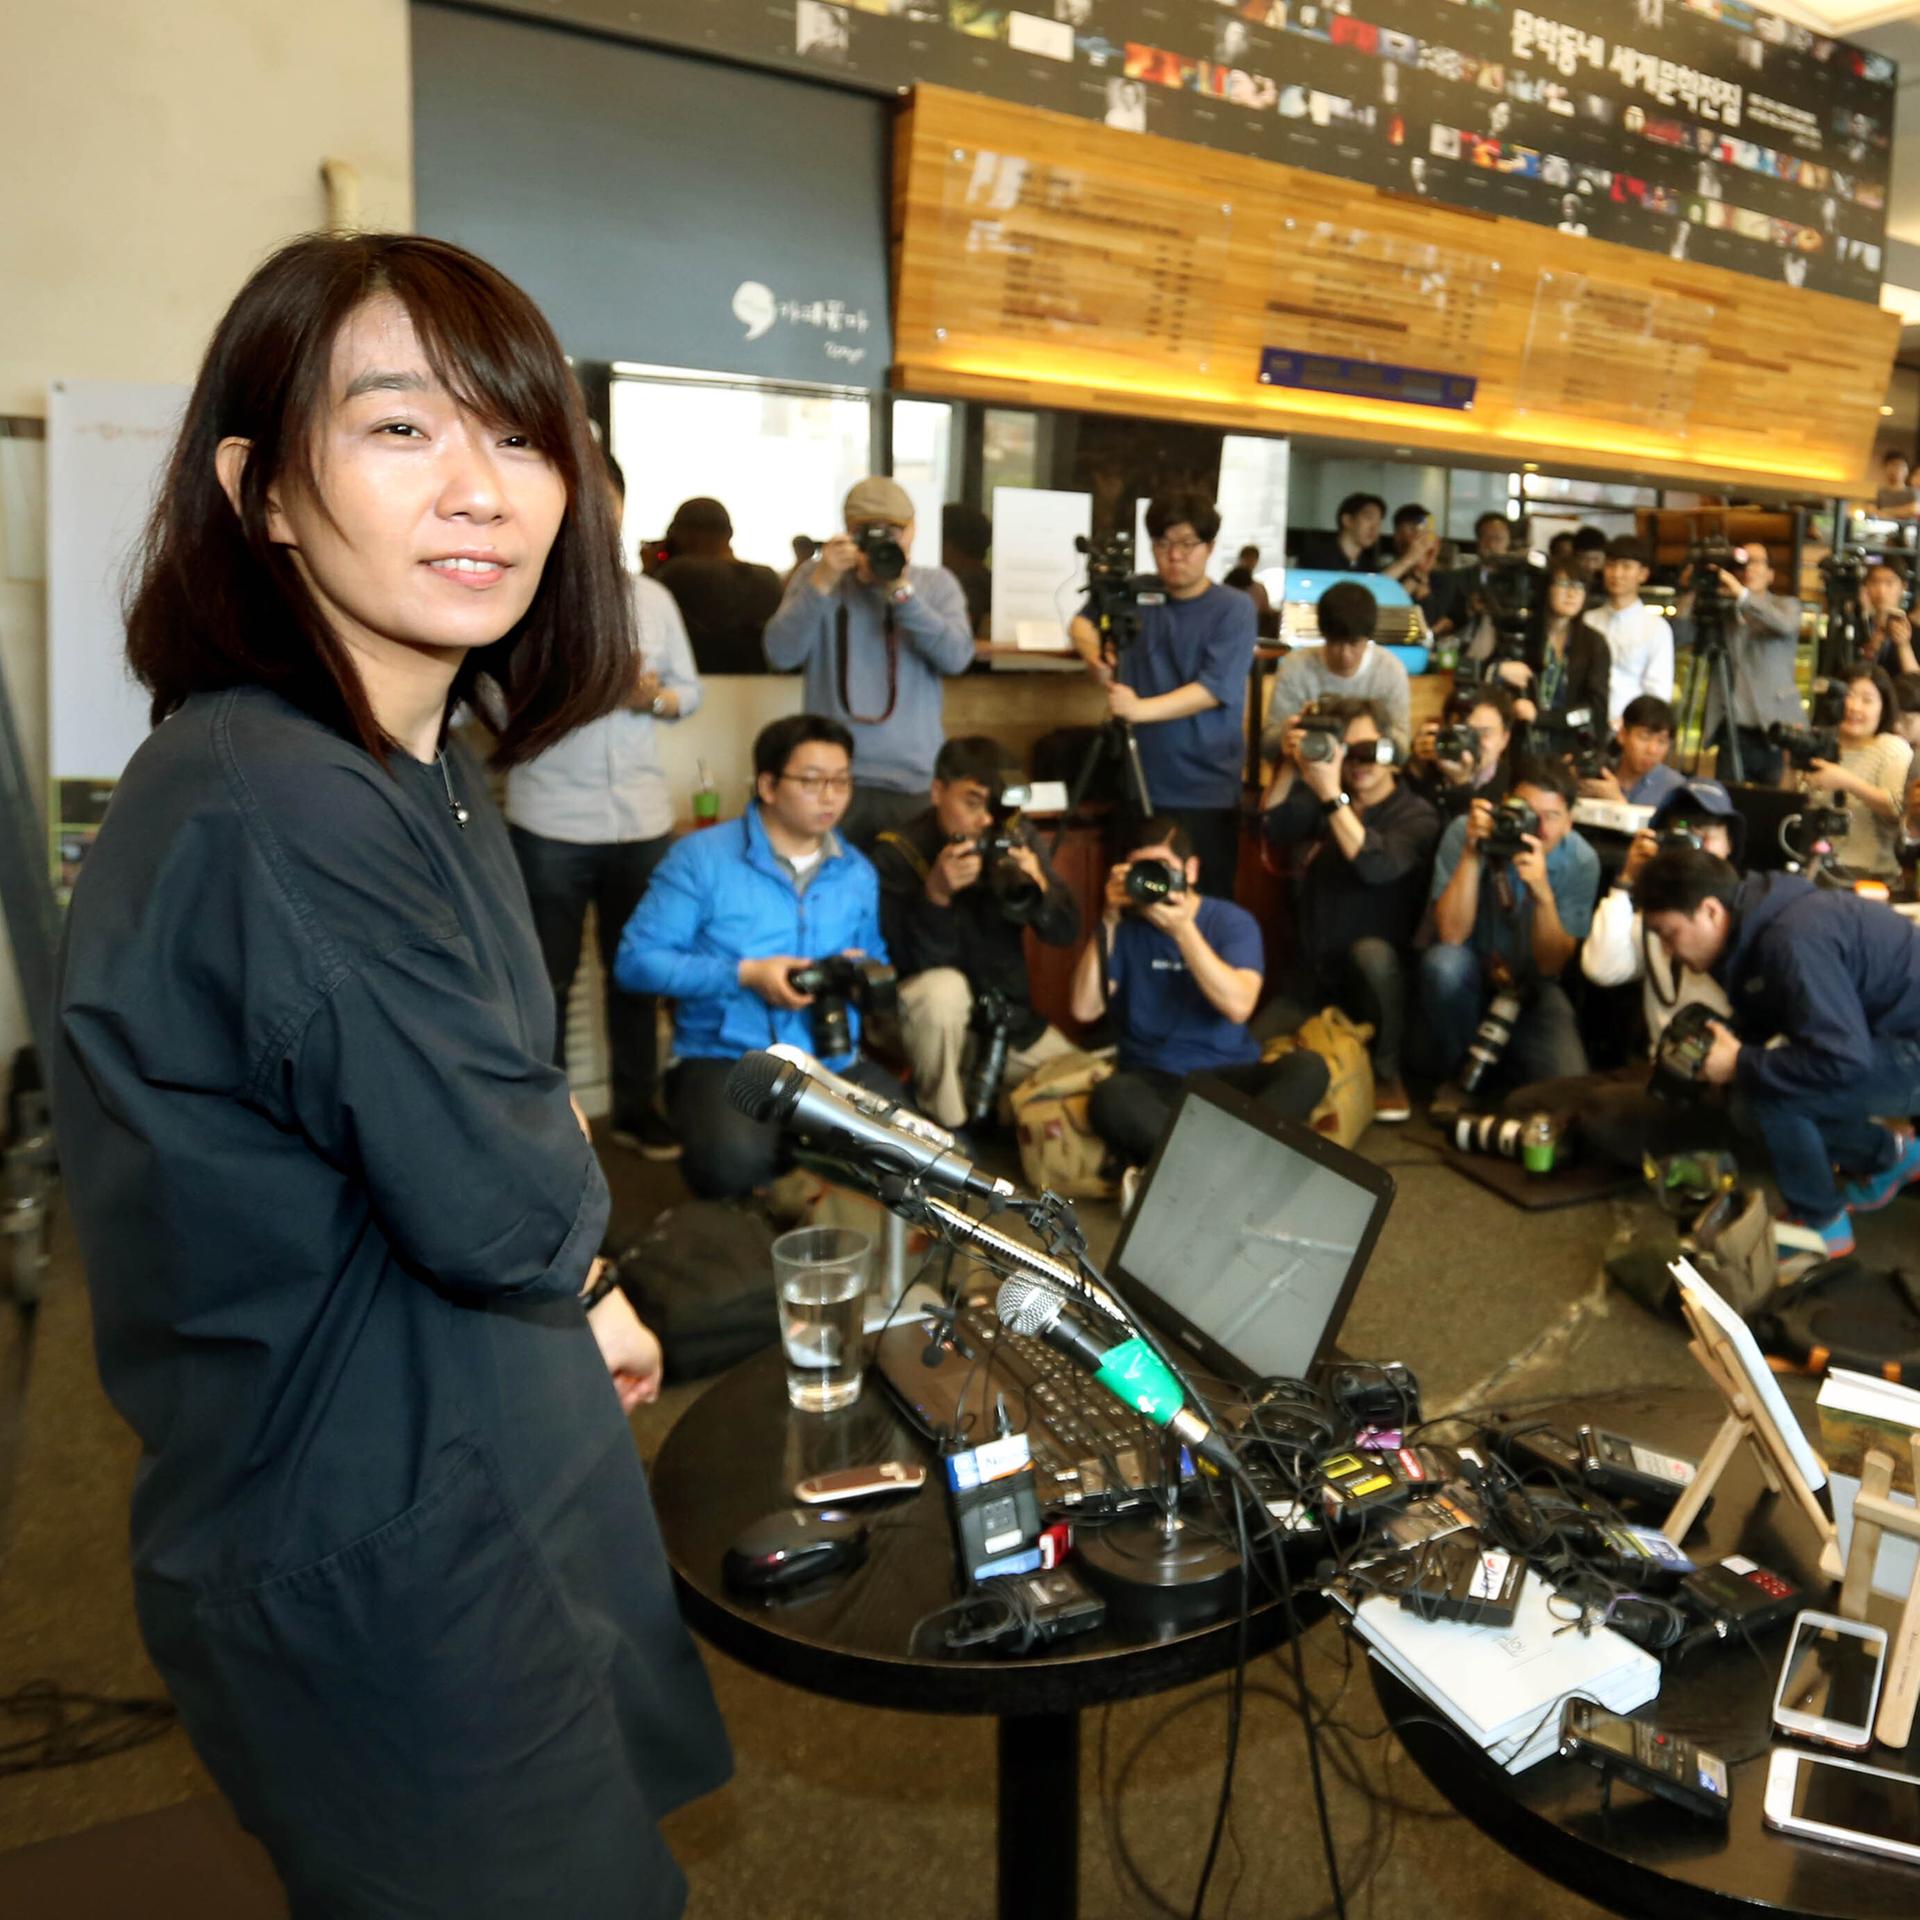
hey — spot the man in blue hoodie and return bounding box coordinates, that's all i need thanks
[616,713,896,1200]
[1635,846,1920,1265]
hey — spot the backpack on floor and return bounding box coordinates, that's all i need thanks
[1260,1005,1375,1148]
[1009,1049,1118,1199]
[611,1200,780,1381]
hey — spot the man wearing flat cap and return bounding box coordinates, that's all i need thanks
[764,476,975,849]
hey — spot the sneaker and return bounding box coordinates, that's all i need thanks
[1838,1129,1920,1214]
[1374,1078,1412,1124]
[1776,1209,1856,1274]
[608,1111,683,1162]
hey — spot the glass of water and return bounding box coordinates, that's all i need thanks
[772,1226,872,1413]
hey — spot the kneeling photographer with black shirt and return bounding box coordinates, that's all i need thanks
[1069,818,1329,1175]
[1259,696,1440,1122]
[1407,683,1516,819]
[873,735,1079,1128]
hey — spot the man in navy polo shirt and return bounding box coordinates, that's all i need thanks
[1069,818,1329,1177]
[1068,490,1257,898]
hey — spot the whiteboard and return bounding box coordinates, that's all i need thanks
[47,380,187,784]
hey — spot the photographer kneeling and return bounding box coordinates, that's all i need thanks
[1070,819,1329,1176]
[1635,845,1920,1268]
[1418,757,1601,1091]
[874,736,1079,1129]
[616,714,904,1200]
[1259,697,1440,1122]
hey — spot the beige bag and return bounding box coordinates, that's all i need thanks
[1261,1005,1376,1148]
[1682,1186,1778,1318]
[1010,1049,1118,1199]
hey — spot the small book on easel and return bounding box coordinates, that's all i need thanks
[1819,1368,1920,1603]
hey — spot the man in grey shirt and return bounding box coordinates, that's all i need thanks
[763,475,975,849]
[1682,541,1803,786]
[506,460,702,1160]
[1261,582,1413,758]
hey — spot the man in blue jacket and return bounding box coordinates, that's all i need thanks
[1636,846,1920,1266]
[616,714,897,1200]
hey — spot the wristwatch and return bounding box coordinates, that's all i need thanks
[579,1263,620,1313]
[888,581,916,606]
[1321,792,1352,817]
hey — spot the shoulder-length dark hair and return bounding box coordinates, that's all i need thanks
[1847,663,1901,737]
[126,232,630,768]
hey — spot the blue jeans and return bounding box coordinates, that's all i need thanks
[509,826,672,1132]
[1749,1038,1920,1220]
[1415,944,1590,1087]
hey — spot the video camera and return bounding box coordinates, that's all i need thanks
[1123,857,1187,907]
[854,521,908,586]
[1682,536,1745,652]
[1818,544,1875,590]
[1459,554,1540,680]
[1482,794,1541,864]
[1074,531,1165,655]
[787,956,898,1060]
[1766,721,1839,770]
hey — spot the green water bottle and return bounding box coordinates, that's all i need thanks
[1521,1111,1557,1176]
[693,758,720,829]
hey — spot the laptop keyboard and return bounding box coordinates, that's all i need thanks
[872,1300,1162,1508]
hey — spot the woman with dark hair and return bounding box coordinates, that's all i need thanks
[1507,563,1611,751]
[52,234,728,1917]
[1807,663,1914,877]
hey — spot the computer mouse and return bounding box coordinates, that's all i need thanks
[722,1508,870,1596]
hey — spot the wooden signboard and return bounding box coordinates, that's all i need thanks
[893,86,1899,493]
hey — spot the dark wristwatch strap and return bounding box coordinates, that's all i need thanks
[579,1263,620,1313]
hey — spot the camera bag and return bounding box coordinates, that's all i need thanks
[1009,1049,1118,1199]
[1260,1005,1376,1148]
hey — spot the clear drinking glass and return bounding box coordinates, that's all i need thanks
[772,1226,871,1412]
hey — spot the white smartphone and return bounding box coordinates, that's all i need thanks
[1771,1609,1887,1752]
[1763,1748,1920,1866]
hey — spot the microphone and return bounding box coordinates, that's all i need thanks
[725,1051,1015,1203]
[765,1043,958,1151]
[995,1277,1238,1472]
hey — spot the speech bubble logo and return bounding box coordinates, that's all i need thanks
[732,281,777,341]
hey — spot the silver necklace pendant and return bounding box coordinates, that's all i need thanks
[437,750,470,829]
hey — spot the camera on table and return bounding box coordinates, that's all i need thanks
[854,521,908,586]
[1649,1000,1718,1103]
[1767,721,1838,770]
[1124,857,1187,908]
[786,955,898,1060]
[966,988,1017,1129]
[1482,795,1542,864]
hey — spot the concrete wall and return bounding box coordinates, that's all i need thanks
[0,0,414,1068]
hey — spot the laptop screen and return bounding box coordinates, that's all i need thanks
[1106,1076,1394,1386]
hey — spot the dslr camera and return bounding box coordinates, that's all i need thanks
[787,955,898,1060]
[955,788,1045,921]
[854,522,908,586]
[1766,721,1839,771]
[1649,1000,1718,1103]
[1433,722,1481,770]
[1295,708,1348,764]
[1124,857,1188,907]
[1481,795,1542,864]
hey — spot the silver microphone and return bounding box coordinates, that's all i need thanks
[766,1043,957,1150]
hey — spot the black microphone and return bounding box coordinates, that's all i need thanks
[725,1051,1015,1203]
[994,1277,1238,1471]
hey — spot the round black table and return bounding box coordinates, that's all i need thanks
[1375,1381,1919,1920]
[650,1343,1318,1919]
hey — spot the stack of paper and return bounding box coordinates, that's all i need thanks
[1818,1367,1920,1603]
[1351,1570,1661,1773]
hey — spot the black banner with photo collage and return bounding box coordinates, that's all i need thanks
[627,0,1894,302]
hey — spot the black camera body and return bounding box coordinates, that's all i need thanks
[1124,858,1187,907]
[956,821,1044,921]
[1482,795,1542,863]
[787,956,898,1060]
[1433,723,1481,770]
[1571,730,1613,782]
[854,522,908,586]
[1650,1000,1718,1102]
[1766,721,1838,770]
[1074,531,1165,651]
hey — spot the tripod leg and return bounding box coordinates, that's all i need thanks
[1713,653,1744,785]
[1117,721,1153,822]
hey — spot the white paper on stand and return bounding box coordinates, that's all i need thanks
[989,487,1091,648]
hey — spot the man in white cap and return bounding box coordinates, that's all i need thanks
[764,476,975,849]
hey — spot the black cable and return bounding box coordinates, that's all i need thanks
[1187,1483,1253,1919]
[0,1683,176,1776]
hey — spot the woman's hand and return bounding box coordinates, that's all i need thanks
[587,1277,664,1412]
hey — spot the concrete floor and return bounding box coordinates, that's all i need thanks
[2,1109,1915,1918]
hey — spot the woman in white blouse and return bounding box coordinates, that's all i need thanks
[1807,664,1914,877]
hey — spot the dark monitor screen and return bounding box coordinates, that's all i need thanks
[1106,1077,1395,1386]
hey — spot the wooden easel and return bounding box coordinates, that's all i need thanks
[1836,1434,1920,1749]
[1666,1283,1841,1580]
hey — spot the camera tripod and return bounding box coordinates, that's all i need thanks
[1673,621,1744,784]
[1063,716,1154,828]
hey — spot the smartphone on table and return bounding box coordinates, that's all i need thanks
[1771,1610,1887,1753]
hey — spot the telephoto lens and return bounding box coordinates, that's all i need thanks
[1124,858,1186,906]
[1459,985,1524,1093]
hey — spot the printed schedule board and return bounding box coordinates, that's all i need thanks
[496,0,1893,303]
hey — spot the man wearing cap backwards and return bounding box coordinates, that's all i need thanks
[764,476,975,850]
